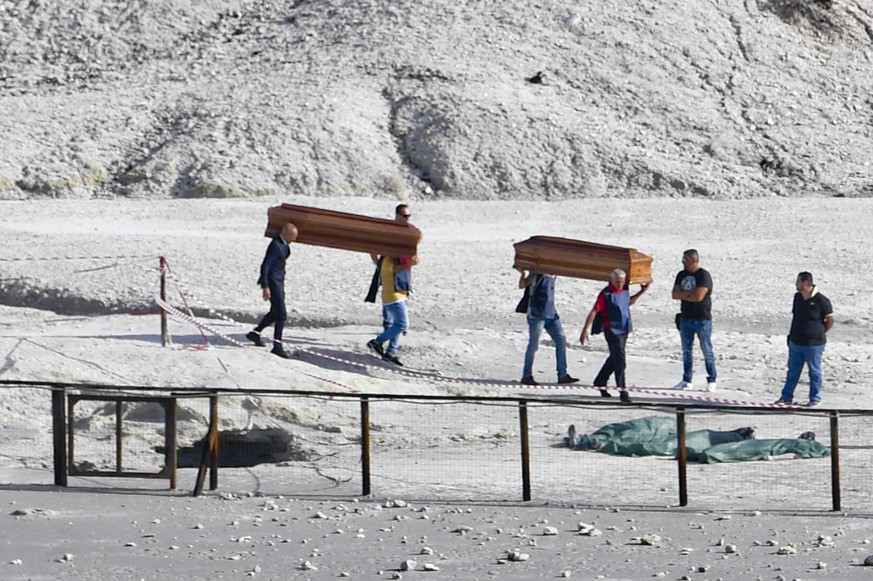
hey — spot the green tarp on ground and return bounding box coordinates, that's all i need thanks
[696,437,830,463]
[566,416,829,463]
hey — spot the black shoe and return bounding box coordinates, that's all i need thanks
[246,331,265,347]
[620,391,632,404]
[367,339,384,357]
[567,424,578,448]
[599,389,612,398]
[271,348,292,359]
[557,374,579,384]
[521,375,538,386]
[382,353,403,366]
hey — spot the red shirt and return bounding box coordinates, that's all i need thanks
[593,284,626,329]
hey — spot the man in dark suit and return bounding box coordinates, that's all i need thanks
[247,222,298,358]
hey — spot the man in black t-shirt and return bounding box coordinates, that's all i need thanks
[671,249,718,392]
[776,272,834,406]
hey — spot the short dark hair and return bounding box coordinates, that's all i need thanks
[395,204,409,216]
[683,249,699,261]
[798,271,814,285]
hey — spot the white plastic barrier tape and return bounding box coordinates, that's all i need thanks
[154,266,797,408]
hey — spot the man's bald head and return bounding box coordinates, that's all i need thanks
[281,223,299,242]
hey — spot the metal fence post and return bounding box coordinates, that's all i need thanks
[167,399,177,490]
[361,397,371,496]
[829,411,841,512]
[209,395,219,490]
[519,400,531,502]
[160,256,169,347]
[676,408,688,507]
[52,388,67,486]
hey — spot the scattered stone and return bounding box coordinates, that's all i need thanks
[578,523,602,536]
[639,534,662,546]
[420,547,434,555]
[816,561,827,569]
[10,508,53,517]
[507,550,530,562]
[422,563,439,571]
[864,555,873,566]
[527,71,546,84]
[543,526,559,536]
[777,545,797,555]
[400,559,417,571]
[300,561,317,570]
[725,544,738,554]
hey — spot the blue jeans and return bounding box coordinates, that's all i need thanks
[523,316,568,379]
[375,300,409,356]
[780,341,825,403]
[679,318,717,383]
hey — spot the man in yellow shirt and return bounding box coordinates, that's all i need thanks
[367,204,419,366]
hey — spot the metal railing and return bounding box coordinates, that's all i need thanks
[2,379,868,512]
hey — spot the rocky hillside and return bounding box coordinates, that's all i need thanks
[0,0,871,200]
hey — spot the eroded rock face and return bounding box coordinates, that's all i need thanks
[0,0,871,201]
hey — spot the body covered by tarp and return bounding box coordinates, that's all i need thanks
[566,416,829,463]
[696,438,830,464]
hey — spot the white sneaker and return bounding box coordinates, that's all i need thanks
[674,380,693,390]
[706,382,717,393]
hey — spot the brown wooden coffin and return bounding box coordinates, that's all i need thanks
[513,236,653,284]
[265,204,421,257]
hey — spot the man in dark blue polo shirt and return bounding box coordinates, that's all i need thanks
[247,222,298,359]
[775,272,834,406]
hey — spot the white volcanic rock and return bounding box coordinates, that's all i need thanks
[1,0,872,201]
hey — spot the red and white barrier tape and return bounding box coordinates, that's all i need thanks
[154,286,360,393]
[0,254,157,263]
[154,269,794,408]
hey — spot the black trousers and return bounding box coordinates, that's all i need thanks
[594,329,627,388]
[255,283,287,342]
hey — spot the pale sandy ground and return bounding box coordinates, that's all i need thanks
[2,196,873,579]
